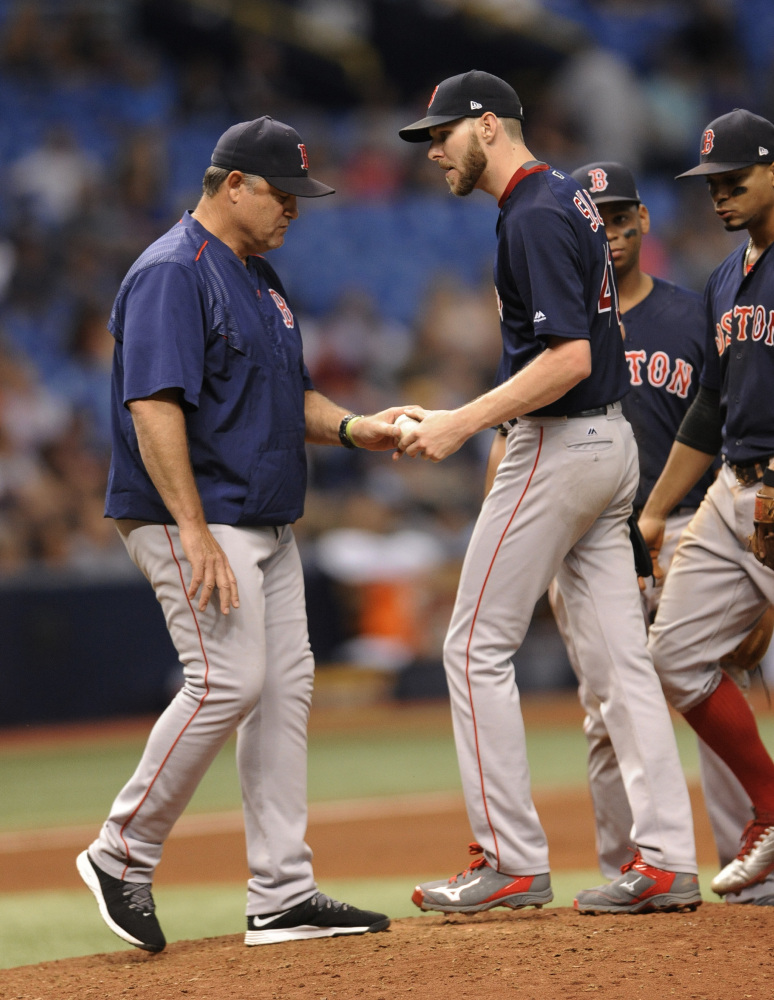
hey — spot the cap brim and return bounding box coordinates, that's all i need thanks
[398,114,466,143]
[265,175,335,197]
[590,194,640,205]
[675,160,758,178]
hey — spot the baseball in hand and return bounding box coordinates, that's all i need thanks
[395,413,421,438]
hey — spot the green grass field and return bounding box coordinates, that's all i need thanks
[1,704,770,969]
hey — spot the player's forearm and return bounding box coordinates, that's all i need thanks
[640,442,715,521]
[457,336,592,434]
[303,390,350,445]
[128,392,208,529]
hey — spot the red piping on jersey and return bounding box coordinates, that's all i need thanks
[118,526,212,877]
[464,428,544,870]
[195,240,208,261]
[498,162,550,208]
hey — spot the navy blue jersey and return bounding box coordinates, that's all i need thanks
[700,240,774,464]
[106,212,313,526]
[493,163,630,416]
[621,278,715,510]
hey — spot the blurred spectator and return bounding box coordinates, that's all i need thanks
[0,0,52,84]
[312,491,450,672]
[304,287,412,400]
[48,302,114,454]
[0,345,71,455]
[177,52,236,122]
[547,44,653,170]
[406,274,503,408]
[8,126,103,229]
[106,46,177,129]
[0,230,76,372]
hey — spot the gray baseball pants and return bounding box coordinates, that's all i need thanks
[88,522,318,916]
[443,403,697,877]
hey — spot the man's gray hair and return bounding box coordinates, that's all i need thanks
[202,166,264,196]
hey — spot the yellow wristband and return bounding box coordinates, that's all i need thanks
[345,415,363,446]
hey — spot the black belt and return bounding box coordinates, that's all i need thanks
[567,405,608,418]
[727,457,774,486]
[496,402,615,434]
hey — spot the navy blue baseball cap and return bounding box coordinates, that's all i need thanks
[571,162,641,204]
[211,116,334,197]
[676,108,774,178]
[399,70,524,143]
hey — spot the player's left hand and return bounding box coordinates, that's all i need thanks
[391,406,471,463]
[636,512,666,591]
[347,407,405,451]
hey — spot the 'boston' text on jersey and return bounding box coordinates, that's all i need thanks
[715,304,774,354]
[625,350,694,398]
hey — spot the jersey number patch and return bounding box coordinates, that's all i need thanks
[598,243,616,316]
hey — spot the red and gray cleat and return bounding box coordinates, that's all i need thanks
[574,851,702,914]
[711,817,774,896]
[412,842,553,914]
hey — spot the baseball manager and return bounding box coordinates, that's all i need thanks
[76,116,398,952]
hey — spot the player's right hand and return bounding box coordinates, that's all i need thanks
[179,524,240,615]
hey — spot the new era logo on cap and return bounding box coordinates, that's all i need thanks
[760,146,769,156]
[471,101,482,110]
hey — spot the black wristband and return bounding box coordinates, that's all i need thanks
[338,414,361,449]
[762,468,774,488]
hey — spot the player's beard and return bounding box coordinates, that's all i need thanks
[447,131,487,197]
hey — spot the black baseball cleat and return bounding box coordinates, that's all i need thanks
[76,850,166,953]
[244,891,390,945]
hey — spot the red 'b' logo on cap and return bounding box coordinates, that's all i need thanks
[701,128,715,156]
[588,168,608,193]
[427,85,439,109]
[298,143,309,171]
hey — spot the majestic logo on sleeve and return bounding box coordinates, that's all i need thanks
[625,350,694,398]
[587,168,609,193]
[701,128,715,155]
[715,304,774,354]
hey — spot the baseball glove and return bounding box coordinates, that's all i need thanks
[750,485,774,571]
[720,605,774,673]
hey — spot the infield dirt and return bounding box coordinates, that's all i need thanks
[2,695,774,998]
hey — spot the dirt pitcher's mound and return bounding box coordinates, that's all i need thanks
[4,905,773,1000]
